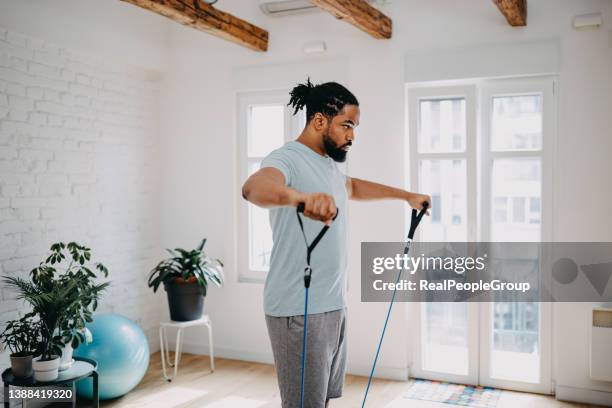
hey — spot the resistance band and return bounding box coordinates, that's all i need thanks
[295,202,339,408]
[362,202,429,407]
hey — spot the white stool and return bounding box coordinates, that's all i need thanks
[159,315,215,381]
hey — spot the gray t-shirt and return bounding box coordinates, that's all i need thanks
[261,140,348,317]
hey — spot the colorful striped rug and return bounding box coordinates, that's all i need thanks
[404,379,501,407]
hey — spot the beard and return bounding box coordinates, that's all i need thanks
[323,132,350,163]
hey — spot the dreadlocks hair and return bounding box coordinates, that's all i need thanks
[288,78,359,123]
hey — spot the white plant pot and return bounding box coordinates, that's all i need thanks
[59,344,74,371]
[32,356,60,382]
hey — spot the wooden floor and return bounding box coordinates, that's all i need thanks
[77,352,604,407]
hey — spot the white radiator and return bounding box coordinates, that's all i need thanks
[590,308,612,381]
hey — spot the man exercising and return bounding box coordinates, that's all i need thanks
[241,78,430,407]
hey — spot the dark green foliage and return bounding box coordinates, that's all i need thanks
[148,238,223,296]
[3,242,109,361]
[0,313,41,356]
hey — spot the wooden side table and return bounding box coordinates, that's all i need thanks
[159,315,215,381]
[2,356,98,408]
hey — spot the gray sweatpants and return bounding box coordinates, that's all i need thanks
[265,308,347,408]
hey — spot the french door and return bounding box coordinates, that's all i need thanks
[406,76,556,394]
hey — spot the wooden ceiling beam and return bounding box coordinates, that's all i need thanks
[310,0,392,39]
[121,0,269,52]
[492,0,527,26]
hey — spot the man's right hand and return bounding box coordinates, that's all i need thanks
[290,191,337,225]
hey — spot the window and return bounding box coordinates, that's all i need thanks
[491,95,542,151]
[246,106,284,273]
[237,91,305,282]
[529,197,541,224]
[493,197,508,223]
[408,77,556,390]
[409,86,476,242]
[482,79,554,386]
[418,98,466,153]
[487,92,546,242]
[407,77,554,242]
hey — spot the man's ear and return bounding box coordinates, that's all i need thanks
[312,112,329,131]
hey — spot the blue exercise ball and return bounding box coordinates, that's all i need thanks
[74,313,149,400]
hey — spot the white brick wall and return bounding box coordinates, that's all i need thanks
[0,26,163,353]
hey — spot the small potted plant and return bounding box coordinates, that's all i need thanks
[6,277,77,381]
[148,238,223,321]
[0,313,41,378]
[4,242,109,381]
[59,326,92,371]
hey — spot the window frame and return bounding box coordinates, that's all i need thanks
[480,76,556,243]
[407,85,478,242]
[407,77,556,243]
[236,90,304,283]
[406,75,557,394]
[478,77,555,394]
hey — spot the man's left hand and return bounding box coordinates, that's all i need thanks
[406,193,432,216]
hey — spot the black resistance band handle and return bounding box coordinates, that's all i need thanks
[296,202,339,220]
[407,201,429,240]
[296,202,339,288]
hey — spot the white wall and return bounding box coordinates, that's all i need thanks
[0,0,170,72]
[0,0,169,364]
[157,0,612,403]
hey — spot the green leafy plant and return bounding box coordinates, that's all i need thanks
[0,313,41,357]
[4,242,109,361]
[148,238,223,295]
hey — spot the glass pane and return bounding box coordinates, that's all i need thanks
[490,155,542,384]
[248,105,284,157]
[491,302,540,383]
[494,197,508,223]
[422,303,469,375]
[529,198,541,224]
[512,197,526,223]
[418,159,467,241]
[491,95,542,151]
[248,162,273,271]
[418,98,466,153]
[491,158,541,242]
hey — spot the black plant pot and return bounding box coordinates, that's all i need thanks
[10,353,33,378]
[163,279,205,321]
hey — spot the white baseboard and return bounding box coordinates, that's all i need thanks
[346,363,409,381]
[555,385,612,406]
[166,340,409,381]
[170,340,275,366]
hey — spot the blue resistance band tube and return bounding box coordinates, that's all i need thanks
[362,202,429,407]
[295,203,339,408]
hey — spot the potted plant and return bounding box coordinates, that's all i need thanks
[4,242,109,381]
[0,313,41,378]
[148,238,223,321]
[59,327,92,371]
